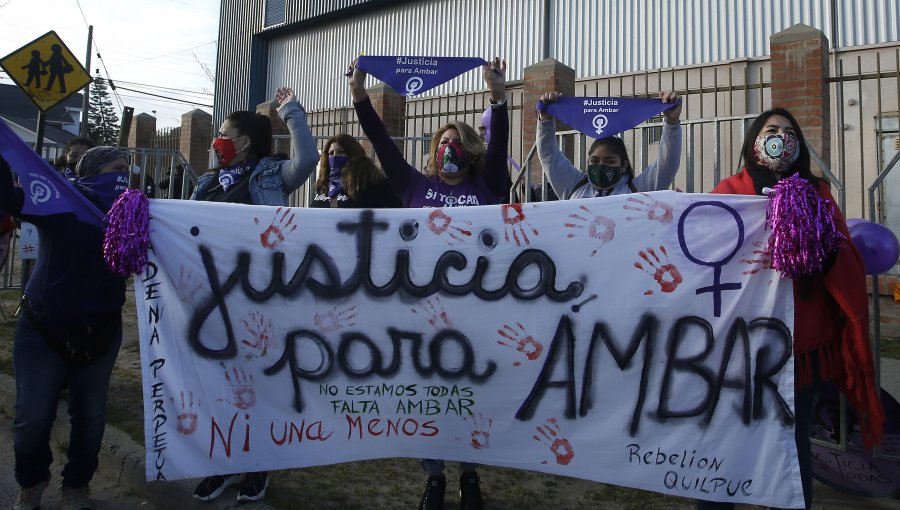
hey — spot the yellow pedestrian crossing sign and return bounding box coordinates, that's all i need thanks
[0,31,92,112]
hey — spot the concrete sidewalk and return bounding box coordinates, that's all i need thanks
[0,373,277,510]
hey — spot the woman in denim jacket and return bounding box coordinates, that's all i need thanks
[190,86,317,503]
[191,86,317,206]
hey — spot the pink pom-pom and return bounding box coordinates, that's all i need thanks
[765,175,843,278]
[103,189,150,277]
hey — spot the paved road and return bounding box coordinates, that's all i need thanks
[0,415,160,510]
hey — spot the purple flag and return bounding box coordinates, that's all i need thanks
[0,119,105,226]
[355,56,487,96]
[537,96,681,139]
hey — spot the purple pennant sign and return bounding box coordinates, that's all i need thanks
[355,56,487,96]
[537,96,681,139]
[0,119,105,226]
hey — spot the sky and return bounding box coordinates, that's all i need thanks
[0,0,220,129]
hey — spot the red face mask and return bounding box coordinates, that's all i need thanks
[212,137,239,166]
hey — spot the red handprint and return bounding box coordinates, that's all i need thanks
[219,364,256,410]
[623,193,674,224]
[496,322,543,366]
[171,390,200,435]
[240,312,273,358]
[411,296,453,329]
[255,207,298,249]
[314,302,358,333]
[426,209,472,243]
[501,204,539,246]
[533,418,575,465]
[169,265,204,304]
[634,245,683,295]
[741,240,773,275]
[464,413,493,450]
[565,205,616,256]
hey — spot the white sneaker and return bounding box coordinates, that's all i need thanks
[61,485,91,510]
[14,481,48,510]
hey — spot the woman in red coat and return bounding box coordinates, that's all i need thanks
[698,108,884,509]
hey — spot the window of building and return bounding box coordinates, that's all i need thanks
[265,0,286,27]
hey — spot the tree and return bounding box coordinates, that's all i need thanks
[87,76,120,146]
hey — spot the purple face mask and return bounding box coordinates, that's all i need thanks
[327,155,348,198]
[77,172,129,211]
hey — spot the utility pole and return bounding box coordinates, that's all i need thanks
[80,25,93,137]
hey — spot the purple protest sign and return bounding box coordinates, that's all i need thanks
[0,119,104,226]
[355,56,487,96]
[537,96,680,139]
[811,382,900,497]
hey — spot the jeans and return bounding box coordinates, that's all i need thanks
[13,313,122,489]
[421,459,478,476]
[696,382,816,510]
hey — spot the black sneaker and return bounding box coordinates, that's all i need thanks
[193,474,240,501]
[236,471,269,502]
[419,474,445,510]
[459,472,482,510]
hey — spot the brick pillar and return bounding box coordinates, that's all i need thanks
[365,82,406,161]
[180,109,212,173]
[255,100,290,156]
[128,113,156,148]
[770,24,831,173]
[523,59,576,183]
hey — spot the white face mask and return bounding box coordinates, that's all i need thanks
[753,133,800,174]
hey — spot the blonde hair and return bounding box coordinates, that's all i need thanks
[316,134,388,200]
[426,121,486,178]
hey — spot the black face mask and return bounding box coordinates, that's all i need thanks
[587,164,624,189]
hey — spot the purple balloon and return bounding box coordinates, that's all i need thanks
[846,218,866,229]
[481,107,491,143]
[849,221,900,275]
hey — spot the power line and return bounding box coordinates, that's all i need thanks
[73,0,124,110]
[116,86,212,107]
[113,79,212,97]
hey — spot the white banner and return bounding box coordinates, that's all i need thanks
[135,191,802,507]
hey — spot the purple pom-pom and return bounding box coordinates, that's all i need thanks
[103,189,150,277]
[765,175,843,279]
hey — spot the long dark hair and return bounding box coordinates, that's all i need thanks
[588,136,637,192]
[316,134,387,200]
[224,111,272,160]
[740,108,821,184]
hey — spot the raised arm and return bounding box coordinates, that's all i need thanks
[347,60,418,193]
[536,91,587,199]
[482,57,510,196]
[632,91,683,192]
[273,87,319,194]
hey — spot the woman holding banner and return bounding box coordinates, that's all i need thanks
[536,90,682,198]
[310,133,402,208]
[348,57,510,510]
[348,57,511,209]
[0,148,130,510]
[190,86,318,504]
[697,108,884,509]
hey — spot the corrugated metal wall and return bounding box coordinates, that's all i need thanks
[248,0,900,115]
[552,0,899,75]
[265,0,546,113]
[214,0,266,126]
